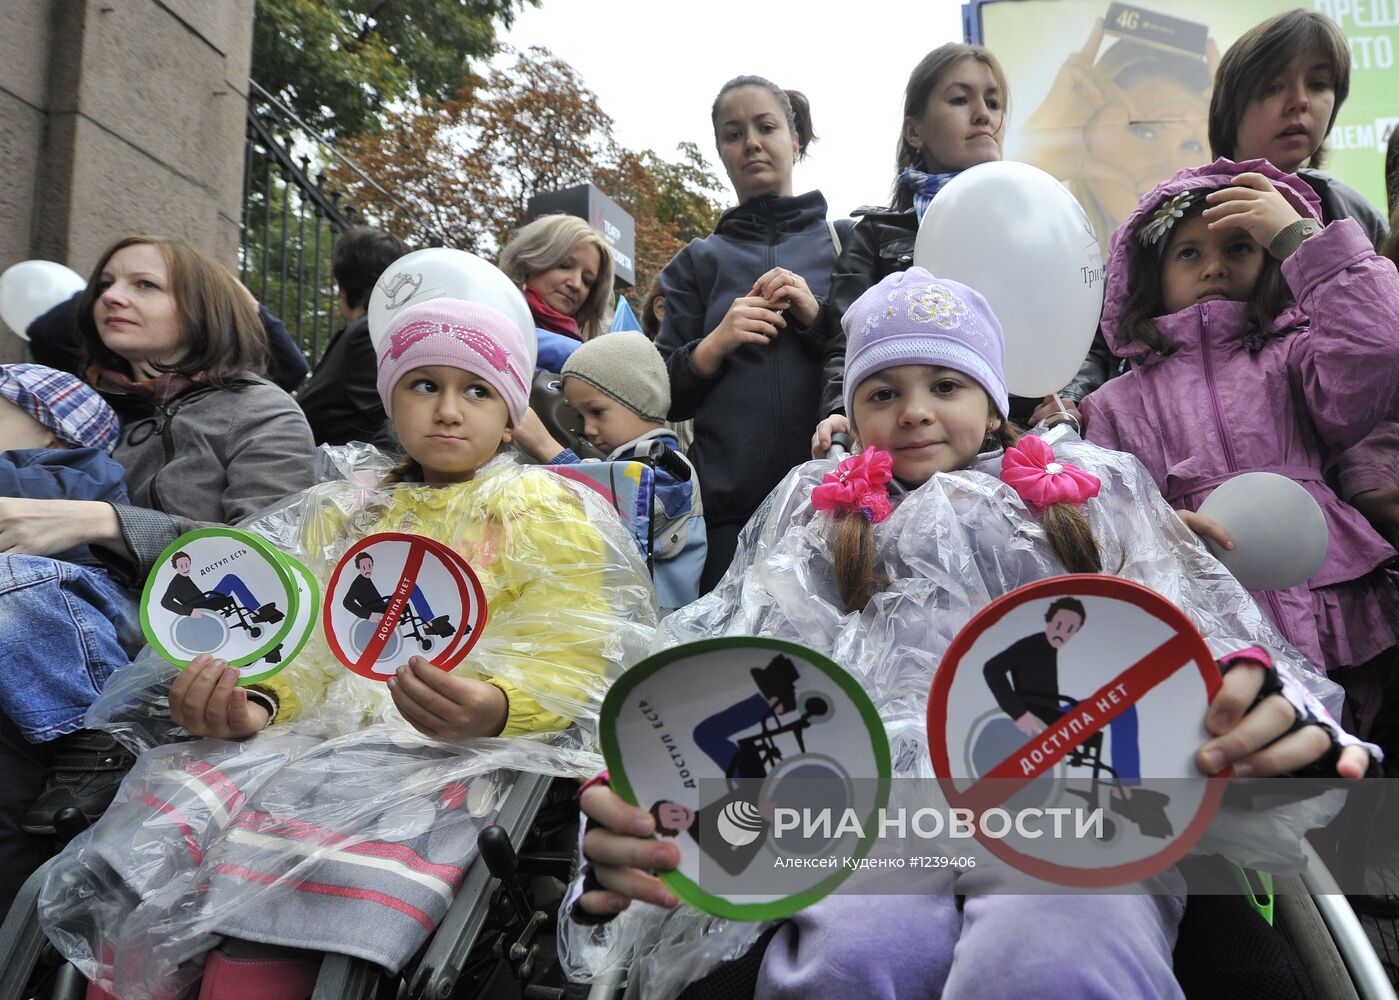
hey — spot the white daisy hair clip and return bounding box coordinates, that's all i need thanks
[1138,190,1200,249]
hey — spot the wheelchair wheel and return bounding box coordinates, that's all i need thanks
[420,638,433,652]
[963,708,1067,813]
[349,616,403,669]
[249,626,262,639]
[758,753,854,859]
[171,613,228,655]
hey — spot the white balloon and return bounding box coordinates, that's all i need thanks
[914,161,1104,398]
[0,261,87,341]
[366,248,537,369]
[1196,472,1328,591]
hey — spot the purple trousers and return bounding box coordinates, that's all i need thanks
[757,874,1185,1000]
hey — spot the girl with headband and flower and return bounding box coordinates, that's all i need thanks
[1079,158,1399,737]
[559,268,1373,1000]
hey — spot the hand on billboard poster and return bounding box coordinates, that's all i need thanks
[1018,22,1136,196]
[1014,11,1216,245]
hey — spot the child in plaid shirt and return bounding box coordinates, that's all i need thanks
[0,364,140,837]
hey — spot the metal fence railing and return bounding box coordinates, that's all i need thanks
[239,81,443,368]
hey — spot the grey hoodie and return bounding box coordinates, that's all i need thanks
[108,375,315,577]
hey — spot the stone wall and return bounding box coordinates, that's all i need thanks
[0,0,255,360]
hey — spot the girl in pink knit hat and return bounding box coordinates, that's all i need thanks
[41,299,657,999]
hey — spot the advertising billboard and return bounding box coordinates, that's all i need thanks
[968,0,1397,244]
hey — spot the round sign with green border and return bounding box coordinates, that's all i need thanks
[141,528,300,679]
[231,550,322,686]
[274,554,321,667]
[600,637,890,921]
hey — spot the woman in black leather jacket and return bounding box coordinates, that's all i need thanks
[655,76,837,592]
[812,43,1012,453]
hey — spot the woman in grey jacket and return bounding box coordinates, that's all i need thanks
[0,235,316,590]
[656,76,837,592]
[0,236,314,903]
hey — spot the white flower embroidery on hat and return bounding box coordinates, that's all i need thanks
[1139,191,1198,247]
[906,283,968,330]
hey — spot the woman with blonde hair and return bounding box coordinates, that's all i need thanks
[498,214,614,370]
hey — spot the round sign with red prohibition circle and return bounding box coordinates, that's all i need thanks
[324,532,487,680]
[928,575,1226,888]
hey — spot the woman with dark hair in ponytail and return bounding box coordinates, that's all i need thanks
[655,75,835,592]
[564,268,1373,999]
[812,42,1010,455]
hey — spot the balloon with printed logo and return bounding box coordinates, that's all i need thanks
[0,261,86,341]
[366,248,537,369]
[914,161,1104,398]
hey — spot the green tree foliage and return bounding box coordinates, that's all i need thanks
[252,0,536,137]
[642,142,726,246]
[328,48,725,300]
[327,50,721,300]
[595,146,724,303]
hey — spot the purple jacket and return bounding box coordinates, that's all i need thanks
[1081,158,1399,666]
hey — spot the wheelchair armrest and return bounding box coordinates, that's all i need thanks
[404,771,555,1000]
[0,857,61,999]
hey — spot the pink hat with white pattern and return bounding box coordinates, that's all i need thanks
[375,299,531,426]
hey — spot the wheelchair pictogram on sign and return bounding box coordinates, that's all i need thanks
[599,637,891,921]
[928,575,1226,887]
[324,532,487,681]
[141,527,312,684]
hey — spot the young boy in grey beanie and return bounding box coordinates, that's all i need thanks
[515,332,706,610]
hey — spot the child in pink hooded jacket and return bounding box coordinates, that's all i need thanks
[1081,157,1399,730]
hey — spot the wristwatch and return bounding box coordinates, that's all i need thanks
[1269,218,1322,259]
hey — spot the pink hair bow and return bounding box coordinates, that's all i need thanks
[812,448,894,524]
[1001,436,1101,512]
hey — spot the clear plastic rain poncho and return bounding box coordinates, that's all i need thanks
[559,428,1372,1000]
[38,446,657,999]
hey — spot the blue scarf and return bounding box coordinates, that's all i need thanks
[899,167,962,220]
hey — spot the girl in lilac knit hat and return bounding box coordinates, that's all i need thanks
[560,267,1374,1000]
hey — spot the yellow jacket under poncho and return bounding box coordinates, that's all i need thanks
[43,453,658,995]
[245,453,658,738]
